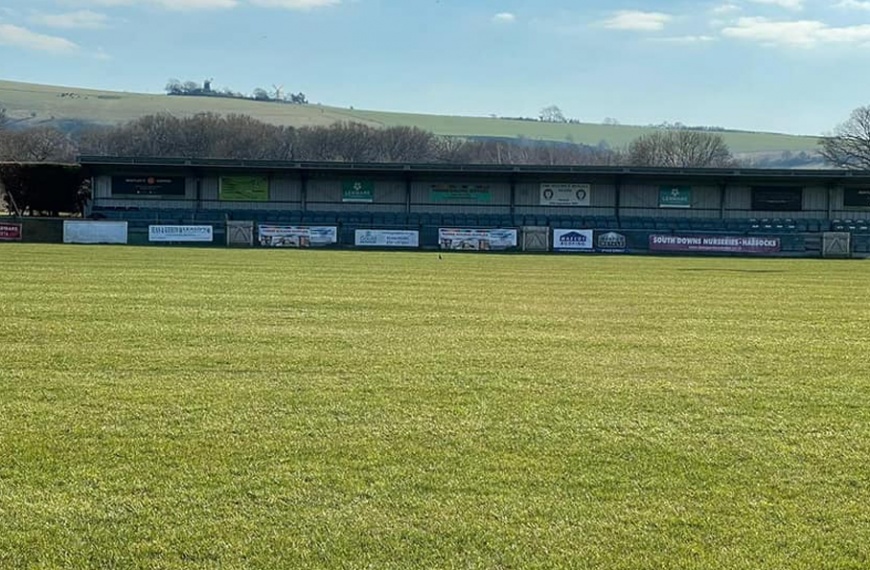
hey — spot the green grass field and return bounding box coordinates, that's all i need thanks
[0,79,820,155]
[1,245,869,569]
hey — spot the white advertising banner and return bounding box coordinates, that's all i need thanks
[438,228,518,251]
[355,229,419,248]
[258,225,338,248]
[149,225,214,242]
[63,221,128,244]
[553,229,594,251]
[540,183,591,207]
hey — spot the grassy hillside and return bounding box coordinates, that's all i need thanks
[1,80,822,157]
[2,246,869,568]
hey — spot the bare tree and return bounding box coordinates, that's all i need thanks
[539,105,567,123]
[0,127,75,162]
[165,79,183,95]
[374,126,436,162]
[819,105,870,169]
[627,129,735,168]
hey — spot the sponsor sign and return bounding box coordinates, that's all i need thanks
[649,234,781,254]
[63,221,128,244]
[149,225,214,242]
[659,186,692,208]
[112,176,185,196]
[596,231,628,253]
[220,176,269,202]
[438,228,517,251]
[258,225,338,248]
[0,222,22,241]
[540,183,591,207]
[751,187,802,211]
[342,181,374,203]
[355,229,419,248]
[430,184,491,203]
[844,188,870,209]
[553,229,594,251]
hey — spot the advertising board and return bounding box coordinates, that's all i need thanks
[438,228,517,250]
[751,187,802,211]
[540,183,591,207]
[63,221,128,244]
[258,225,338,248]
[149,225,214,242]
[844,188,870,209]
[659,186,692,208]
[0,223,22,241]
[112,176,185,196]
[553,229,594,251]
[354,229,419,248]
[342,181,374,203]
[649,234,781,254]
[595,231,629,253]
[220,176,269,202]
[430,185,491,203]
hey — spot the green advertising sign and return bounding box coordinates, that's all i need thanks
[430,184,491,203]
[220,176,269,202]
[659,186,692,208]
[342,181,374,203]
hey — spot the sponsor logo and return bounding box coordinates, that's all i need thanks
[597,232,627,250]
[357,231,378,245]
[558,231,589,246]
[0,223,22,240]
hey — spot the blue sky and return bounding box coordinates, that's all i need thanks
[2,0,870,135]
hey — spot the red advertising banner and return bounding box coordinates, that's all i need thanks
[649,234,781,254]
[0,223,22,241]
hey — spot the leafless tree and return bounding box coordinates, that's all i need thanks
[819,105,870,169]
[0,127,75,162]
[373,126,436,162]
[539,105,567,123]
[627,129,735,168]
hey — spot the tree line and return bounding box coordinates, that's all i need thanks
[3,104,870,169]
[0,110,736,167]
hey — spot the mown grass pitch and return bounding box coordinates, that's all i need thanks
[1,245,869,569]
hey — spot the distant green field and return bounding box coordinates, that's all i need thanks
[1,245,868,568]
[0,79,820,155]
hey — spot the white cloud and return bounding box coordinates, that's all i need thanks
[493,12,516,24]
[602,10,672,31]
[30,10,110,29]
[837,0,870,10]
[655,35,717,43]
[711,3,741,14]
[721,16,870,47]
[748,0,803,9]
[248,0,340,8]
[0,23,79,53]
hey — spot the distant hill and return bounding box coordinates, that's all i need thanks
[0,79,824,166]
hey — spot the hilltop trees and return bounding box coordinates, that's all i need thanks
[539,105,567,123]
[627,130,736,168]
[165,78,309,105]
[819,105,870,169]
